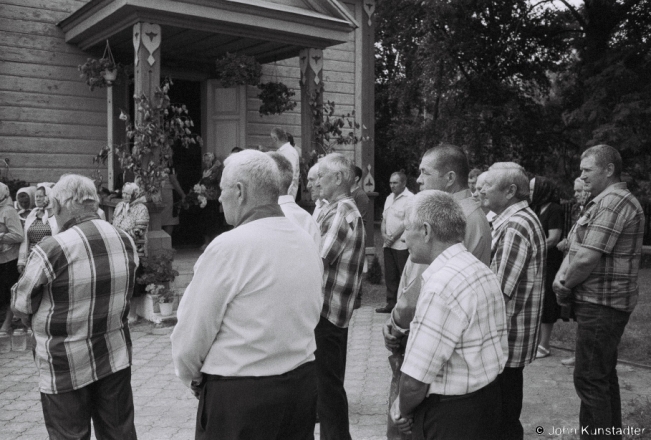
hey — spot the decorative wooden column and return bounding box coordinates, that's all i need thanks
[299,48,324,164]
[133,22,171,255]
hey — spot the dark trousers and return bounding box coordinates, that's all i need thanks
[573,302,630,440]
[40,367,136,440]
[412,380,501,440]
[0,258,19,307]
[384,248,409,307]
[497,366,524,440]
[195,361,317,440]
[314,316,351,440]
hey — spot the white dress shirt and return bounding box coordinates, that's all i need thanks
[383,189,414,250]
[171,216,323,385]
[279,195,321,248]
[278,143,301,198]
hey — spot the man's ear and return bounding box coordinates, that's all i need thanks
[235,182,245,204]
[504,183,517,201]
[335,171,344,186]
[50,197,61,216]
[445,171,456,190]
[605,163,615,178]
[422,222,433,243]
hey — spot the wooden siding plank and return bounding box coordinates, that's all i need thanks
[0,0,88,14]
[0,43,98,68]
[0,31,88,55]
[0,74,106,99]
[0,90,104,112]
[0,136,107,154]
[322,71,355,84]
[323,60,355,73]
[0,4,69,24]
[0,17,64,38]
[1,61,92,83]
[5,168,99,184]
[0,121,105,140]
[0,106,105,126]
[2,152,97,169]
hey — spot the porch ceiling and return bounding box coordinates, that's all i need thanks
[59,0,357,66]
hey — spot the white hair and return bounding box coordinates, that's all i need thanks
[308,164,319,179]
[320,153,354,187]
[406,190,466,243]
[223,149,280,202]
[52,174,99,215]
[488,162,530,200]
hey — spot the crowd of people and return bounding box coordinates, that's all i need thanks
[0,134,644,440]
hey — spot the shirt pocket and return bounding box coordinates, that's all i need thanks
[574,214,590,244]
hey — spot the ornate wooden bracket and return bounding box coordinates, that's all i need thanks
[364,0,376,27]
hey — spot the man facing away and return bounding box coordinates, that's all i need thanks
[270,127,300,198]
[269,152,321,248]
[314,153,366,440]
[351,165,370,229]
[171,150,323,439]
[383,144,492,439]
[480,162,546,440]
[553,145,644,439]
[377,171,413,313]
[12,174,139,440]
[390,190,507,440]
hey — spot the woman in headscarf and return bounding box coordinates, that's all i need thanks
[113,182,149,256]
[0,182,24,335]
[529,176,566,359]
[199,152,223,250]
[14,186,36,225]
[17,185,59,274]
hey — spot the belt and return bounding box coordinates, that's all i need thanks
[431,379,498,402]
[203,361,314,382]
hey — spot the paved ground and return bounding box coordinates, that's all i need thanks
[2,304,650,439]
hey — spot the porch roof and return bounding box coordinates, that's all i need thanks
[58,0,357,66]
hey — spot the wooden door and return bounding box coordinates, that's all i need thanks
[203,81,246,162]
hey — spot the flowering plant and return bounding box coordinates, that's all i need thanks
[136,250,179,286]
[181,184,208,209]
[145,283,175,303]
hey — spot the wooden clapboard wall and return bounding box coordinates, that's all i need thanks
[0,0,108,185]
[245,0,358,161]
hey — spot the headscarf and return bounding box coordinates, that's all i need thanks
[114,182,147,218]
[530,176,560,216]
[34,185,54,223]
[15,186,36,213]
[0,182,12,208]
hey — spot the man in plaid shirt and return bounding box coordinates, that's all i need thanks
[12,175,139,440]
[315,153,365,440]
[481,163,546,440]
[554,145,644,437]
[390,190,507,440]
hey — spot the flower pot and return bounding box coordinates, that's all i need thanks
[102,68,118,84]
[159,302,174,316]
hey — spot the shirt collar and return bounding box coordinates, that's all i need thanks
[237,203,284,227]
[421,243,467,283]
[60,212,100,233]
[491,200,529,231]
[392,188,413,201]
[278,195,295,205]
[586,182,627,208]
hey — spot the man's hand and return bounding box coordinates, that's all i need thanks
[17,265,24,274]
[383,233,394,248]
[390,397,413,435]
[557,238,568,253]
[552,275,572,307]
[383,323,402,353]
[190,378,205,400]
[12,310,31,327]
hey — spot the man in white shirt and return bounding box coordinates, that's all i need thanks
[378,171,413,313]
[271,127,300,199]
[308,163,328,221]
[269,152,321,248]
[171,150,323,440]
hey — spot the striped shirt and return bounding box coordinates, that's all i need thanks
[568,182,644,312]
[12,214,138,394]
[490,200,546,368]
[401,244,507,395]
[319,195,365,328]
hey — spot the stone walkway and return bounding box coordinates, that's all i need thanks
[1,305,650,439]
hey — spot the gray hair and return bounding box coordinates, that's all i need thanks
[488,162,530,200]
[390,171,407,184]
[52,174,100,215]
[271,127,288,143]
[267,152,293,194]
[574,177,584,187]
[406,190,466,244]
[223,149,280,202]
[581,144,622,178]
[320,153,354,187]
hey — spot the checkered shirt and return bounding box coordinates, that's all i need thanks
[490,200,546,368]
[319,195,365,328]
[568,182,644,312]
[12,215,138,394]
[401,244,507,395]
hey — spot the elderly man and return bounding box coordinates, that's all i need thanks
[11,174,139,440]
[308,163,328,221]
[270,127,300,198]
[390,190,507,440]
[480,162,546,440]
[171,150,323,439]
[269,152,320,248]
[383,144,492,439]
[553,145,644,438]
[314,152,365,440]
[377,171,413,313]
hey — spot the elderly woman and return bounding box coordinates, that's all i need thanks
[0,182,24,335]
[199,153,223,250]
[14,186,36,225]
[17,185,59,274]
[113,182,149,256]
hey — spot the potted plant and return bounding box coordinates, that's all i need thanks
[258,82,297,116]
[145,284,175,316]
[78,40,121,91]
[136,250,179,292]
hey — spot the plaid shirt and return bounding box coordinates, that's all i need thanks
[12,214,138,394]
[490,200,546,368]
[401,244,507,395]
[568,182,644,312]
[319,195,365,328]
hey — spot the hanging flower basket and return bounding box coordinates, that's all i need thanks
[214,52,262,88]
[258,82,297,116]
[78,40,122,90]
